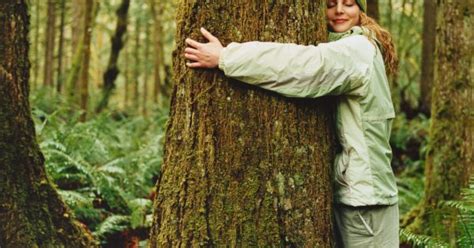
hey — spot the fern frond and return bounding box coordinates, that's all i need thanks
[400,228,449,248]
[129,198,153,228]
[58,190,91,208]
[93,215,130,242]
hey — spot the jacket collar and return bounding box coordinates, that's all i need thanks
[328,26,365,42]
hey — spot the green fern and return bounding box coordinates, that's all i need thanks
[93,215,131,244]
[400,228,449,248]
[31,90,168,244]
[129,198,153,229]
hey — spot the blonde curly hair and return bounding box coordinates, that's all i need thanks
[360,12,398,77]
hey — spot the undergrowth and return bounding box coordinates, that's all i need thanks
[31,89,168,246]
[399,178,474,247]
[391,114,473,247]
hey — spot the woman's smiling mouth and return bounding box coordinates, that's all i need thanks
[334,19,348,24]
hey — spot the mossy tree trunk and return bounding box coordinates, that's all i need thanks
[0,1,96,247]
[149,1,337,247]
[409,0,473,246]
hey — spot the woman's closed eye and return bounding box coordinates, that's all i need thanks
[327,0,356,8]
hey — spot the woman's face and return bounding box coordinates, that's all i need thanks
[326,0,361,33]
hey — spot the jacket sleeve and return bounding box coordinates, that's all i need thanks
[218,35,376,98]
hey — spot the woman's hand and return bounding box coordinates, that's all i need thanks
[184,27,223,69]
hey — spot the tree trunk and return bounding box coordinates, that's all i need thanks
[142,18,151,116]
[133,15,141,110]
[0,1,96,247]
[409,0,474,246]
[79,0,94,122]
[367,0,380,21]
[124,44,130,109]
[56,0,66,93]
[32,0,41,89]
[149,0,166,106]
[67,0,84,101]
[419,0,436,116]
[43,0,56,87]
[149,1,336,247]
[96,0,130,113]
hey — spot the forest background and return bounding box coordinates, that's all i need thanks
[1,0,472,247]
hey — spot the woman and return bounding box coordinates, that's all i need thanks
[184,0,399,247]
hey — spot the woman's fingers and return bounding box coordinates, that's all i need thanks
[185,38,202,49]
[184,53,199,61]
[184,47,199,54]
[186,61,203,68]
[184,28,222,69]
[200,27,218,42]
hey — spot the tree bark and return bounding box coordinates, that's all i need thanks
[367,0,380,21]
[419,0,436,115]
[43,0,57,87]
[149,1,336,247]
[96,0,130,113]
[79,0,94,121]
[0,1,96,247]
[408,0,474,246]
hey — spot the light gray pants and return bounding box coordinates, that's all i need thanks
[334,204,399,248]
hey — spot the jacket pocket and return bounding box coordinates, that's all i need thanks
[334,152,350,188]
[356,209,375,236]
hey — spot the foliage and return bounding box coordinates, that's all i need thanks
[400,228,449,248]
[441,180,474,247]
[379,0,424,113]
[391,113,430,170]
[31,88,167,245]
[400,178,474,247]
[390,113,429,216]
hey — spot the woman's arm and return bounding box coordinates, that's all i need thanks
[185,28,376,98]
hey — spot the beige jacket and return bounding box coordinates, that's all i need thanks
[218,27,398,206]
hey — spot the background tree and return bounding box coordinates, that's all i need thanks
[367,0,380,21]
[418,0,436,115]
[0,1,96,246]
[96,0,131,113]
[143,16,151,116]
[43,0,57,87]
[78,0,94,121]
[133,9,142,110]
[31,0,42,88]
[149,1,336,247]
[66,0,85,101]
[405,0,473,246]
[149,0,166,106]
[56,0,67,93]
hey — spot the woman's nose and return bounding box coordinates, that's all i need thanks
[336,3,344,14]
